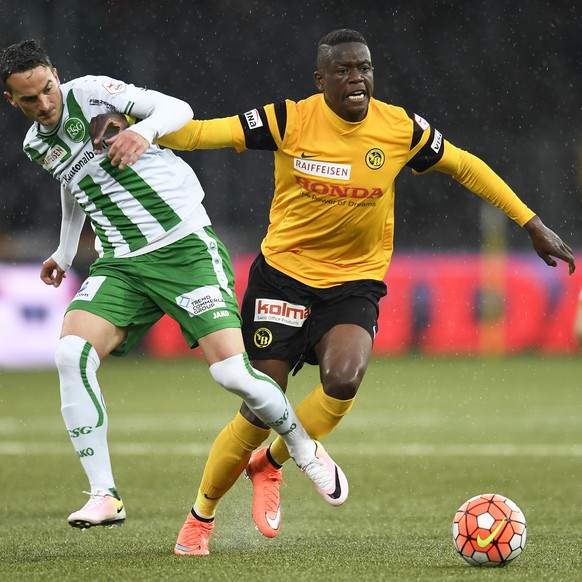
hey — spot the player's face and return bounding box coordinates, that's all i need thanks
[314,42,374,122]
[4,65,63,126]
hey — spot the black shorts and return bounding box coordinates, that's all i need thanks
[241,254,387,372]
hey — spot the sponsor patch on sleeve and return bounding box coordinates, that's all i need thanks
[430,129,443,153]
[243,109,263,130]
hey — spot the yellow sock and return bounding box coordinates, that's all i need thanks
[194,412,271,518]
[269,384,354,466]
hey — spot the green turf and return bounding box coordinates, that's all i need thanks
[1,355,581,581]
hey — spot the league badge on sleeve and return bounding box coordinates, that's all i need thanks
[102,80,126,95]
[413,113,430,131]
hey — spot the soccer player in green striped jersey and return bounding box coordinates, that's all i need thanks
[0,39,348,554]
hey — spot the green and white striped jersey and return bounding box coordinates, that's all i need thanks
[22,75,209,269]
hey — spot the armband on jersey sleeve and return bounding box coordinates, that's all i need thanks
[405,112,445,172]
[236,102,287,151]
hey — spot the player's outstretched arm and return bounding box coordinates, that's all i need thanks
[90,111,238,155]
[434,143,576,275]
[523,216,576,274]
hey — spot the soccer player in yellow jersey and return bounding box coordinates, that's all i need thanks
[91,29,576,554]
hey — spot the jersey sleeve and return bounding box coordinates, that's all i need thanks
[433,140,536,226]
[122,89,192,144]
[405,112,445,172]
[155,101,288,153]
[155,116,241,150]
[233,102,287,151]
[83,76,193,144]
[51,184,86,271]
[401,109,535,226]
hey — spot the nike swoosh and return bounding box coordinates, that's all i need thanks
[175,542,201,552]
[476,519,505,548]
[204,493,221,500]
[117,504,124,513]
[327,466,342,500]
[265,507,281,530]
[301,152,320,159]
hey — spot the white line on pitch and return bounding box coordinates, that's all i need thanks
[1,442,582,456]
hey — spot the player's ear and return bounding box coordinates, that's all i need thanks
[3,90,16,107]
[52,67,61,86]
[314,70,324,92]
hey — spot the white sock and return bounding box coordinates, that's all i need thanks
[209,353,315,466]
[55,335,116,493]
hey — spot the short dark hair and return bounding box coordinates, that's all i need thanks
[316,29,368,70]
[0,39,52,88]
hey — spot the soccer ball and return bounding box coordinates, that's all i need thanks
[452,493,527,567]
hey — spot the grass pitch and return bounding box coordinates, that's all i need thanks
[1,355,581,581]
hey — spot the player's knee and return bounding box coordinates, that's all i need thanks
[56,336,101,414]
[209,353,251,398]
[55,335,99,370]
[321,366,365,400]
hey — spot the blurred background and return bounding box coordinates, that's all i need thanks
[0,0,581,364]
[1,0,581,259]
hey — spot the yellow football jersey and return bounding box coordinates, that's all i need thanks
[158,94,535,288]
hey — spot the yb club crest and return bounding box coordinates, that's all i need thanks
[365,148,385,170]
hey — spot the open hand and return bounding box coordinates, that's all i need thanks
[524,216,576,275]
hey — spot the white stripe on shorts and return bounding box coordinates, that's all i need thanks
[195,228,233,297]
